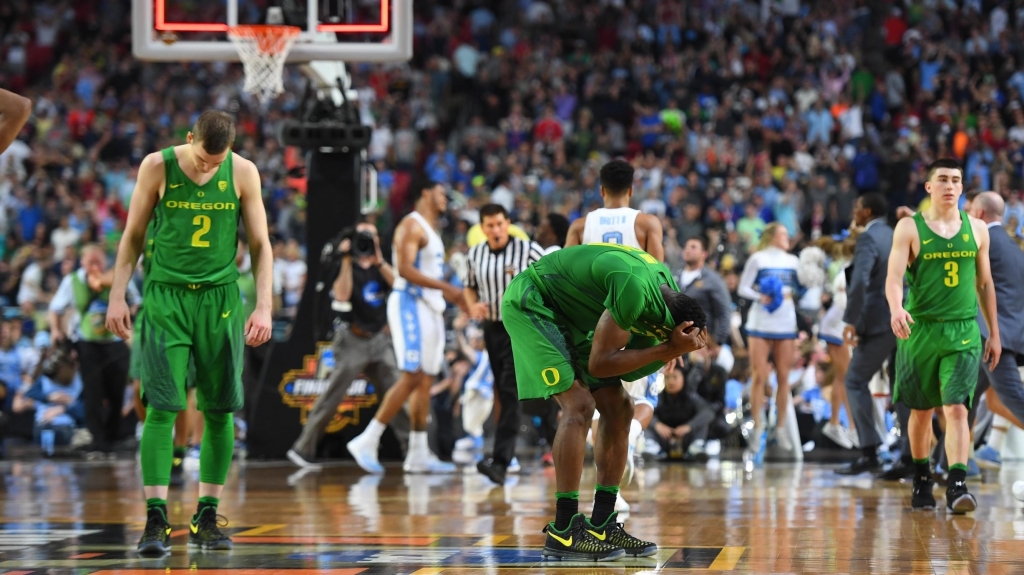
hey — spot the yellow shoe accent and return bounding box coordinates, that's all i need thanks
[548,532,572,547]
[586,529,607,541]
[190,522,199,534]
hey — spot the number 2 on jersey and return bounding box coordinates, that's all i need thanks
[944,261,958,287]
[192,215,211,248]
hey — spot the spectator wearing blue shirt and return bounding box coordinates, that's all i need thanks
[424,141,457,185]
[13,344,84,447]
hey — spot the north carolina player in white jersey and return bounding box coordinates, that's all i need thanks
[566,159,665,512]
[348,180,464,475]
[737,222,802,461]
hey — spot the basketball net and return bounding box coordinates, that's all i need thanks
[227,25,301,105]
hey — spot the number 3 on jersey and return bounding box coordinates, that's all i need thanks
[944,261,958,287]
[192,215,211,248]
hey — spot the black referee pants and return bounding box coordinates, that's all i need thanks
[78,340,131,448]
[483,320,519,468]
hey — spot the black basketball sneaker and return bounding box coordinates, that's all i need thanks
[542,513,624,561]
[585,512,657,557]
[137,506,172,556]
[946,479,977,514]
[911,476,936,510]
[188,507,233,550]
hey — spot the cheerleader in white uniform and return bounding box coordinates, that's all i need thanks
[815,233,860,450]
[738,223,801,454]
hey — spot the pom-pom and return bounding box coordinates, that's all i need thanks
[797,246,827,289]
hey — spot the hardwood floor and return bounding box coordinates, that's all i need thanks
[0,456,1021,573]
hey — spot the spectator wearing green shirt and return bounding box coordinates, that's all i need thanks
[660,100,684,137]
[736,203,766,252]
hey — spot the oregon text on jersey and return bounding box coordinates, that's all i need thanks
[921,250,977,260]
[164,200,237,211]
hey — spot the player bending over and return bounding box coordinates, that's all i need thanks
[502,243,706,561]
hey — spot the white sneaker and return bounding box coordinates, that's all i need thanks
[454,435,483,452]
[823,423,854,450]
[287,448,323,470]
[846,427,861,449]
[403,451,456,474]
[507,457,521,474]
[776,429,794,452]
[346,433,384,474]
[705,439,721,457]
[615,493,630,513]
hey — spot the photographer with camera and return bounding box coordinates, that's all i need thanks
[287,222,407,469]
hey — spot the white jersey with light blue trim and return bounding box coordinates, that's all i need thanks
[582,207,641,248]
[463,350,494,400]
[737,246,801,338]
[392,210,447,313]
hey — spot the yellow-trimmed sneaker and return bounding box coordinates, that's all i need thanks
[137,507,171,556]
[586,512,657,557]
[188,507,233,550]
[542,513,624,561]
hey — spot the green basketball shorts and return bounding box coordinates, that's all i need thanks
[502,273,620,401]
[894,318,980,410]
[138,281,244,413]
[131,309,198,390]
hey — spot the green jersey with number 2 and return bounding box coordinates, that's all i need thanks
[147,147,240,288]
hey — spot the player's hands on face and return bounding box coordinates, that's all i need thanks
[245,307,273,347]
[668,322,708,356]
[984,335,1002,371]
[468,302,488,321]
[105,298,132,341]
[890,308,914,339]
[843,325,858,347]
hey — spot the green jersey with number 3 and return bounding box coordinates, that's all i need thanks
[147,147,240,288]
[905,210,978,322]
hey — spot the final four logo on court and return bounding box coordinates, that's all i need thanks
[279,341,379,433]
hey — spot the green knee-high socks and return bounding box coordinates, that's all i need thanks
[199,411,234,486]
[141,407,177,486]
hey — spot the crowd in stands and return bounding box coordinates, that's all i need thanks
[1,0,1023,457]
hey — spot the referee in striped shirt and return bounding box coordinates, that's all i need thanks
[466,204,546,485]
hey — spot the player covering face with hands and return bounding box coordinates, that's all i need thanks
[501,243,707,561]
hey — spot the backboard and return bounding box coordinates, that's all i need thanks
[132,0,412,67]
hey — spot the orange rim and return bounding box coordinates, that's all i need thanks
[227,25,301,54]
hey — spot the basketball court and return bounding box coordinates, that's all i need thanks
[3,1,1023,574]
[3,458,1023,573]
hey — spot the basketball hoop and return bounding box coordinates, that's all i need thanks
[227,25,302,105]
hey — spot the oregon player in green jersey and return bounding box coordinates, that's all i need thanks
[502,243,707,560]
[887,158,1000,515]
[106,111,274,556]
